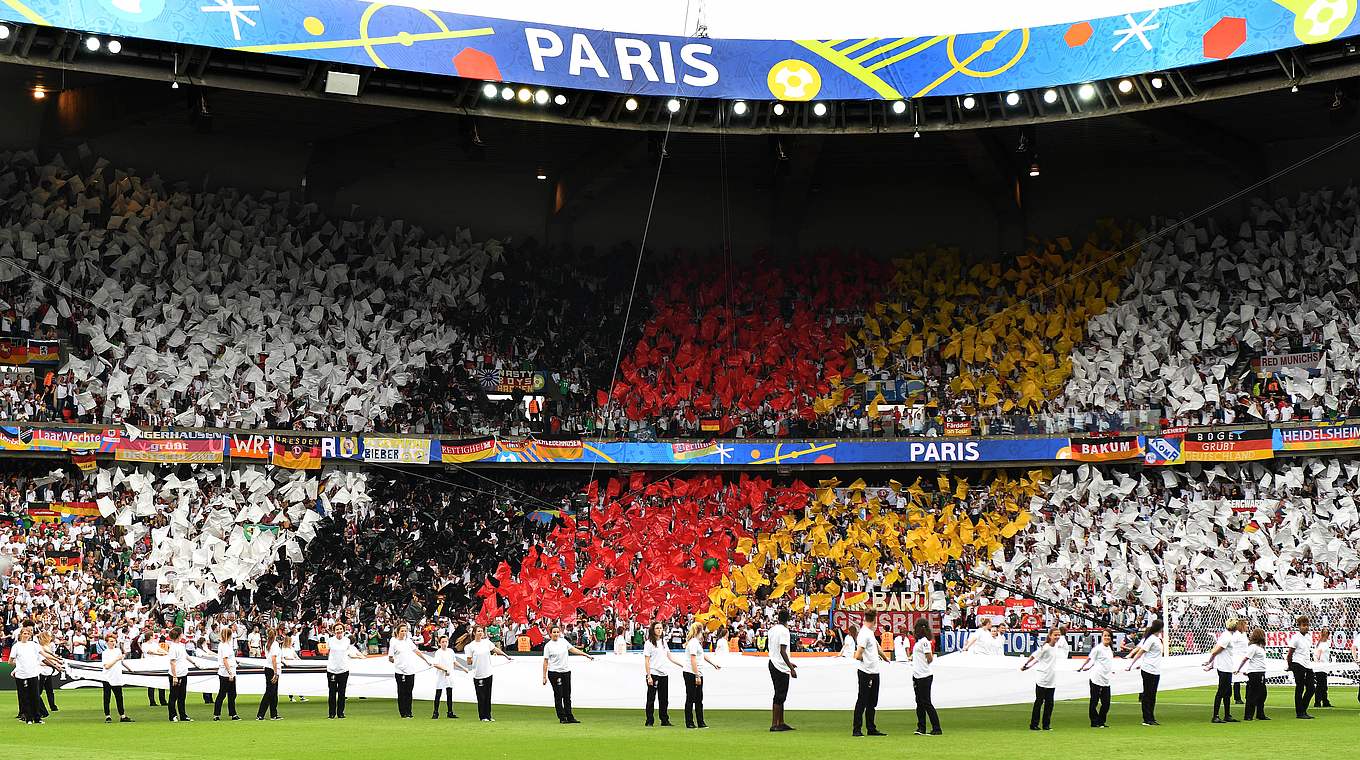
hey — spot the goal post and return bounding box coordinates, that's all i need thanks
[1162,588,1360,684]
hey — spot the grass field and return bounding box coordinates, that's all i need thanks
[2,685,1356,759]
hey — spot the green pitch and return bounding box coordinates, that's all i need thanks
[2,686,1355,759]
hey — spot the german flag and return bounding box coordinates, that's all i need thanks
[45,550,80,573]
[71,449,97,473]
[272,435,322,470]
[52,501,100,518]
[26,504,62,524]
[699,418,721,432]
[531,439,583,460]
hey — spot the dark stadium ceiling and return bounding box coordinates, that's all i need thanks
[5,22,1360,134]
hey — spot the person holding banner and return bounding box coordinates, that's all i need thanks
[1021,628,1060,731]
[1077,630,1114,728]
[1285,616,1316,719]
[911,618,941,736]
[682,622,720,729]
[256,629,284,721]
[100,633,133,723]
[465,624,513,722]
[140,627,168,708]
[388,622,433,719]
[37,631,59,715]
[851,610,886,737]
[11,626,55,724]
[1231,619,1249,706]
[1313,628,1333,708]
[433,634,469,719]
[1235,627,1270,720]
[1127,619,1164,726]
[166,627,192,722]
[325,622,366,719]
[1203,618,1240,723]
[767,608,797,732]
[543,624,593,724]
[962,619,1000,655]
[213,626,240,721]
[643,621,683,727]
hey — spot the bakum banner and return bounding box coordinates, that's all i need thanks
[1,1,1354,100]
[1060,434,1144,462]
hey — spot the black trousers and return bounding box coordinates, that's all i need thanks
[1140,672,1160,723]
[16,676,40,722]
[327,672,350,718]
[214,676,237,717]
[256,668,279,719]
[474,676,494,720]
[1088,681,1110,727]
[395,673,415,717]
[1291,664,1315,716]
[148,687,167,706]
[853,670,880,732]
[1314,671,1330,706]
[167,675,188,720]
[914,675,940,732]
[39,673,57,710]
[768,663,790,705]
[1213,669,1234,718]
[103,684,126,717]
[548,671,573,721]
[682,671,704,727]
[433,687,456,716]
[645,674,669,724]
[1245,671,1267,719]
[1030,686,1055,729]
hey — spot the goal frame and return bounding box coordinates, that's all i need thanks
[1161,587,1360,652]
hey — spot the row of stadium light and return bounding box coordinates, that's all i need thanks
[0,26,123,53]
[482,82,568,107]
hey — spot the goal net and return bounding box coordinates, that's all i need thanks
[1162,589,1360,685]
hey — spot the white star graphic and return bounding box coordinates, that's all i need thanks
[1112,10,1159,52]
[714,443,733,463]
[200,0,261,42]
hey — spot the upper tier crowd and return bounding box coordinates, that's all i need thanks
[4,150,1357,440]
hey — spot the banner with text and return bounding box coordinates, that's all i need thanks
[363,436,434,465]
[1273,423,1360,452]
[1183,428,1274,462]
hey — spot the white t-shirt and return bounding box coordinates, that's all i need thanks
[1030,644,1057,688]
[911,636,934,679]
[265,642,284,673]
[168,641,192,676]
[855,626,882,674]
[1314,641,1332,666]
[102,647,126,687]
[11,640,42,679]
[433,648,459,688]
[1213,630,1236,672]
[893,635,909,663]
[1243,643,1267,673]
[466,639,494,679]
[1053,636,1070,660]
[968,629,998,655]
[389,636,421,675]
[217,641,237,678]
[544,638,572,673]
[1137,635,1164,675]
[1288,632,1313,669]
[613,634,628,655]
[643,640,670,676]
[326,635,356,674]
[1087,643,1113,687]
[766,624,791,674]
[683,638,704,675]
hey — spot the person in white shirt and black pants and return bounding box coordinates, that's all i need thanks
[1127,619,1164,726]
[1234,627,1270,721]
[465,625,513,721]
[1021,628,1060,731]
[325,623,365,719]
[1286,615,1316,719]
[166,627,192,722]
[852,610,886,737]
[432,634,469,719]
[543,624,593,724]
[1078,629,1114,728]
[1313,627,1333,708]
[213,626,240,721]
[682,622,721,729]
[256,629,285,721]
[10,626,57,724]
[1203,618,1240,723]
[388,622,433,719]
[643,621,684,727]
[100,633,133,723]
[766,608,797,732]
[911,618,941,735]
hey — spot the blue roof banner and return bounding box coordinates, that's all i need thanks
[1,1,1355,99]
[486,437,1070,465]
